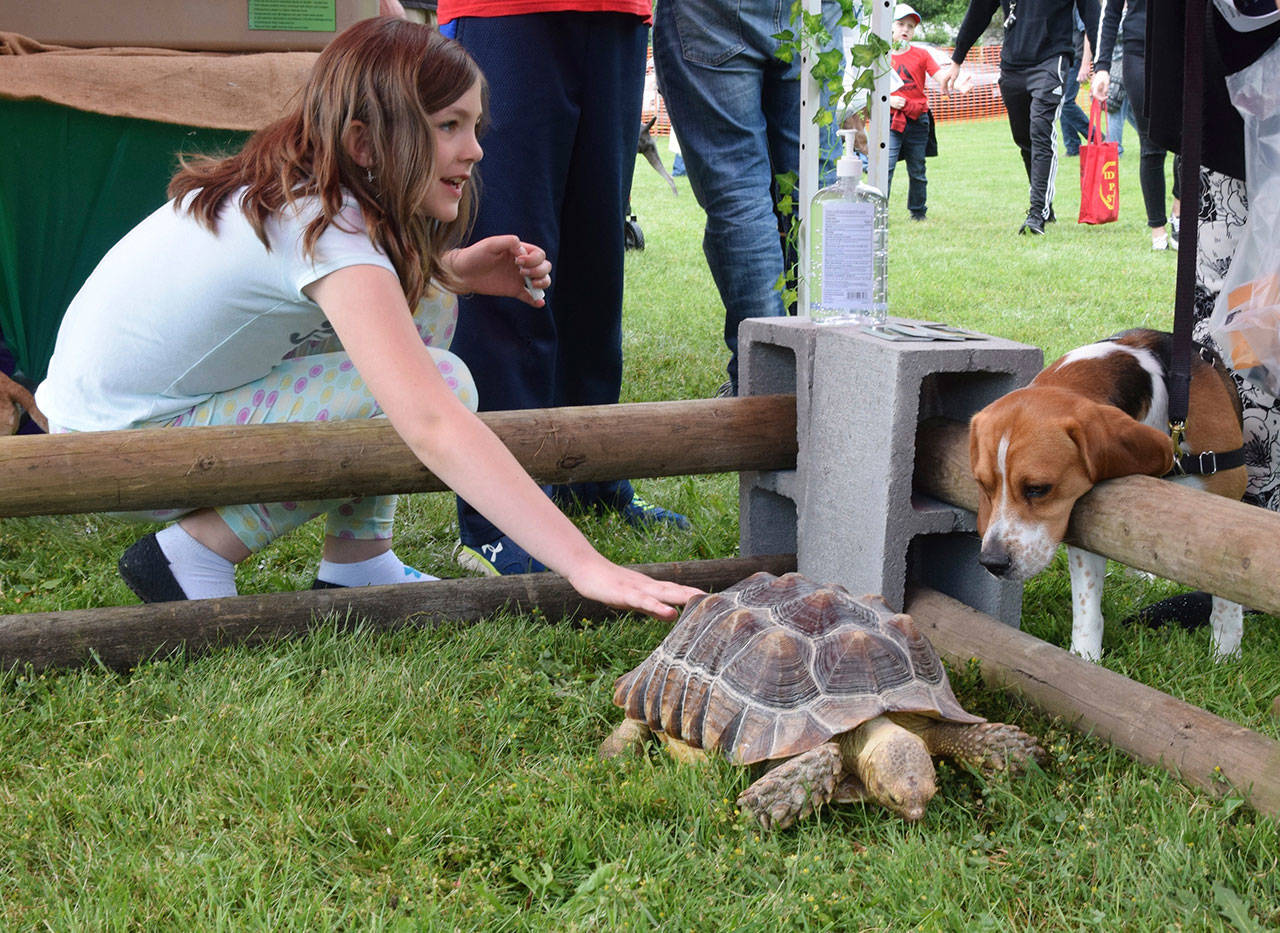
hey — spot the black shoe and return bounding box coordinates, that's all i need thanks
[909,212,927,222]
[118,532,188,603]
[1018,215,1045,235]
[1045,206,1056,223]
[1122,591,1212,631]
[310,578,346,590]
[1123,590,1265,629]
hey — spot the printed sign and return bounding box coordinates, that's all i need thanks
[248,0,337,31]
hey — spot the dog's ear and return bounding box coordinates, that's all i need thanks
[967,409,995,530]
[1064,402,1174,482]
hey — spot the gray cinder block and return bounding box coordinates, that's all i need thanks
[738,317,1042,627]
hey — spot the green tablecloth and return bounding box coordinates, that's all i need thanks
[0,98,249,382]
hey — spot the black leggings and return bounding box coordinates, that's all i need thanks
[1124,48,1170,229]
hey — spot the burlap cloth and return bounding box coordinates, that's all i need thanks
[0,32,316,130]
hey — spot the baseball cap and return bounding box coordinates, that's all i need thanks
[894,3,921,23]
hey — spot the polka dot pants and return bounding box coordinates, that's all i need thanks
[123,290,477,551]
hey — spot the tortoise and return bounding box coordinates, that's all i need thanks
[600,572,1044,830]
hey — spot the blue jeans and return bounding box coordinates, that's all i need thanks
[1059,65,1089,154]
[652,0,842,390]
[448,12,648,547]
[887,113,930,217]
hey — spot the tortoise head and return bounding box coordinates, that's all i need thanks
[852,717,937,822]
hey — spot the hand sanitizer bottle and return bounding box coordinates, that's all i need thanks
[808,128,888,324]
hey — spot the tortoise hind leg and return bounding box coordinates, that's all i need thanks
[911,717,1046,774]
[599,720,712,765]
[599,718,653,759]
[660,734,711,765]
[736,742,843,831]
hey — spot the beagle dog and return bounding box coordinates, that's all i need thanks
[968,328,1247,660]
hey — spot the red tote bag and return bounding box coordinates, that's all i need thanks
[1078,98,1119,224]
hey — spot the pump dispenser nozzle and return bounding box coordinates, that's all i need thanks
[835,128,863,179]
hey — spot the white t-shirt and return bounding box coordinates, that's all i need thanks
[35,189,397,432]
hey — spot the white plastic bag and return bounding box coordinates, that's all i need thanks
[1206,38,1280,395]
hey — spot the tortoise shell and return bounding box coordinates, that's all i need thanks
[612,572,983,765]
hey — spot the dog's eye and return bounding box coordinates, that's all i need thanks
[1023,484,1051,500]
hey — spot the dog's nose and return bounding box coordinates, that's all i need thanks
[979,543,1013,577]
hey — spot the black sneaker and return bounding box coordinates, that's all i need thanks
[1122,592,1212,631]
[1019,215,1045,235]
[118,532,188,603]
[1122,590,1263,629]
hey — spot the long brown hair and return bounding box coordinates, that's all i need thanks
[169,17,484,306]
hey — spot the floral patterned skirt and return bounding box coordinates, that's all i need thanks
[1190,166,1280,511]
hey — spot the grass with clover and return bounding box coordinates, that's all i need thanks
[1,118,1278,930]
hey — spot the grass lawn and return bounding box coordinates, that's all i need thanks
[1,117,1277,930]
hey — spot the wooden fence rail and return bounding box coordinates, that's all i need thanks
[908,587,1280,817]
[0,395,798,517]
[0,554,797,672]
[915,418,1280,618]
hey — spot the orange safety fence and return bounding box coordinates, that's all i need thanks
[928,45,1006,122]
[642,45,1008,133]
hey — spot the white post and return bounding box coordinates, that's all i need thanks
[866,0,893,196]
[797,0,895,315]
[797,0,823,317]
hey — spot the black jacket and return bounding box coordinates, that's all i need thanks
[952,0,1102,70]
[1145,0,1280,179]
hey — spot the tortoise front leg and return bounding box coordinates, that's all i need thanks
[736,742,843,831]
[913,718,1045,774]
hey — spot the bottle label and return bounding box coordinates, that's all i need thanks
[820,201,876,312]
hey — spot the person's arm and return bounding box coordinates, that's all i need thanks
[0,371,46,433]
[442,235,551,306]
[1077,0,1104,70]
[952,0,1001,63]
[306,264,702,620]
[1091,0,1123,92]
[939,0,997,92]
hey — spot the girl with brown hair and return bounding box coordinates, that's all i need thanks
[34,17,700,620]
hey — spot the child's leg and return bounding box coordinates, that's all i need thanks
[189,348,475,550]
[904,116,930,218]
[120,341,476,599]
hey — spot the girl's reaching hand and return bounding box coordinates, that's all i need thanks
[445,235,551,306]
[567,559,703,622]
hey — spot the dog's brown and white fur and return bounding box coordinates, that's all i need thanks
[968,329,1247,660]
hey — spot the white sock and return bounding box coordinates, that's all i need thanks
[316,549,438,587]
[155,524,237,599]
